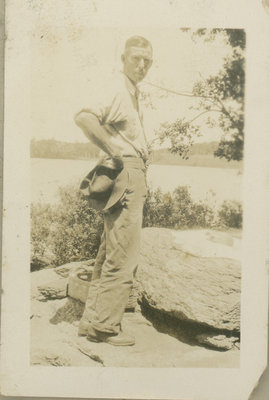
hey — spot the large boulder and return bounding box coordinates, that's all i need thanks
[31,228,241,357]
[137,228,241,333]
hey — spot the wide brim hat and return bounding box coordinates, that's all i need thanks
[80,162,128,211]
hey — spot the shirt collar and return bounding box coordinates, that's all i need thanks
[121,72,139,97]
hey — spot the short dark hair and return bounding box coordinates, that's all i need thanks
[124,36,152,52]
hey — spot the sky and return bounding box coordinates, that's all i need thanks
[27,5,233,145]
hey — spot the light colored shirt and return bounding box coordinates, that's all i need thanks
[80,72,148,160]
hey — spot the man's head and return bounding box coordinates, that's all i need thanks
[121,36,153,84]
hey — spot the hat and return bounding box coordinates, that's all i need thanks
[80,162,128,211]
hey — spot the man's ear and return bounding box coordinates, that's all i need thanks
[121,53,125,63]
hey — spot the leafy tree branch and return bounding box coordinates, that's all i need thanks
[151,29,245,161]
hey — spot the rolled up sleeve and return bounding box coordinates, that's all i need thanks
[78,84,127,128]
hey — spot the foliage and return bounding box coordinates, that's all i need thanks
[157,119,202,159]
[143,186,216,229]
[156,29,245,161]
[31,184,242,270]
[31,203,57,270]
[218,200,243,228]
[143,189,175,228]
[50,186,104,266]
[31,186,104,270]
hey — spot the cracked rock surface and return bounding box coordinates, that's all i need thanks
[138,228,241,332]
[31,295,239,367]
[31,228,241,367]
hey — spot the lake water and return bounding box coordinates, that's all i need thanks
[31,158,242,206]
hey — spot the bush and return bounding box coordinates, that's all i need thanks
[218,200,242,228]
[31,185,103,270]
[31,184,242,270]
[51,185,104,266]
[143,186,216,229]
[31,203,57,270]
[143,188,175,228]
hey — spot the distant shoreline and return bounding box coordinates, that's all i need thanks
[30,139,243,170]
[31,156,243,170]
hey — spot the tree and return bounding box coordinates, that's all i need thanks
[155,29,246,161]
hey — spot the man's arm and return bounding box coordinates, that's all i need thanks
[74,111,123,169]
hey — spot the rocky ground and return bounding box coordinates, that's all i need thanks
[31,228,241,368]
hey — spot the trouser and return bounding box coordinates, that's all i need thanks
[80,157,147,334]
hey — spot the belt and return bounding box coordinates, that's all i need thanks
[122,156,146,170]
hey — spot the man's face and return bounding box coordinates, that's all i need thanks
[122,46,153,84]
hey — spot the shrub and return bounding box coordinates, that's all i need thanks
[218,200,243,228]
[31,185,103,270]
[143,188,175,228]
[31,184,242,269]
[31,203,57,270]
[143,186,216,229]
[171,186,214,229]
[51,185,104,266]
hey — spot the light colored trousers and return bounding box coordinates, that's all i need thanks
[80,158,147,334]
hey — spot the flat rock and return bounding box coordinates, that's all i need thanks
[138,228,241,332]
[30,302,100,367]
[31,228,241,360]
[196,334,239,350]
[54,259,95,278]
[31,260,95,301]
[165,229,241,260]
[31,286,239,366]
[74,310,240,367]
[31,268,67,301]
[37,278,67,301]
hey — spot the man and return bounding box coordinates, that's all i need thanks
[74,35,153,346]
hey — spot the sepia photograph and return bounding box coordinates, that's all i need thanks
[1,0,269,398]
[30,22,244,367]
